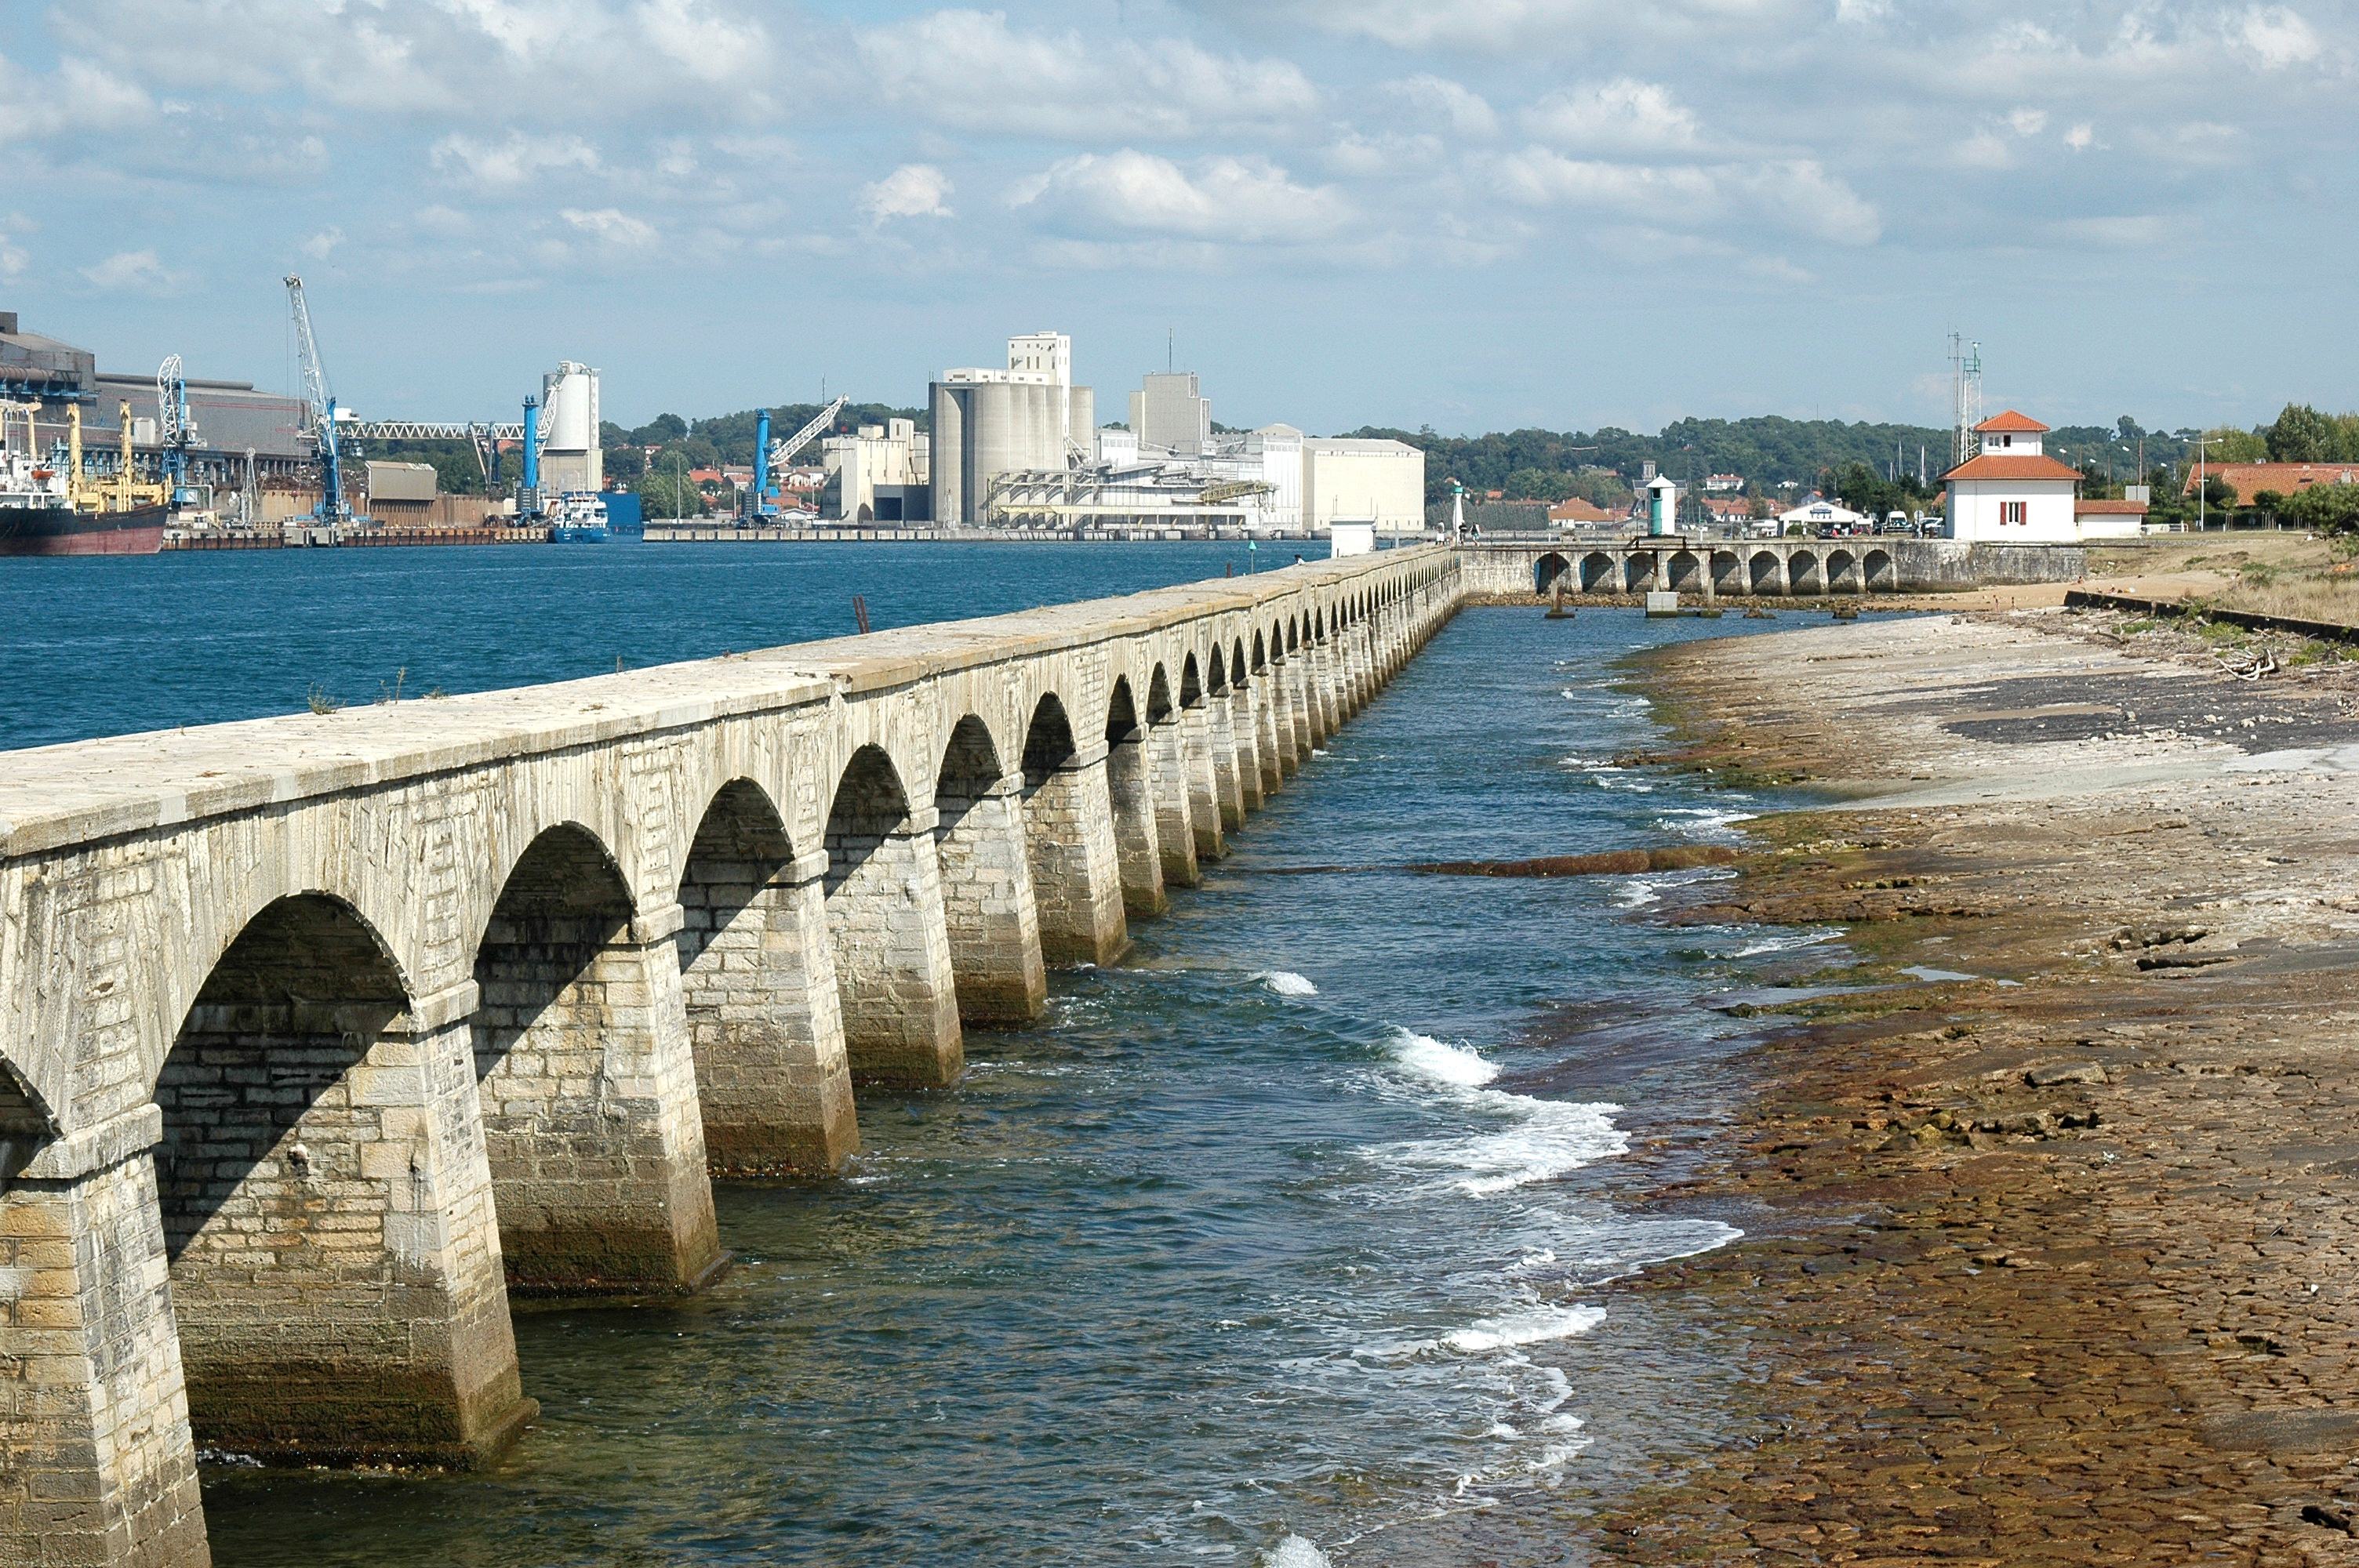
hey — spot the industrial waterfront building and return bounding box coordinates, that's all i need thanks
[929,331,1096,525]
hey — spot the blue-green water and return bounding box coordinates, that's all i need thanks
[4,544,1812,1566]
[0,539,1274,750]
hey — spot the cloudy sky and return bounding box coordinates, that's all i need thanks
[2,0,2351,435]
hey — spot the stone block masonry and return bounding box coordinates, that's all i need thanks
[0,547,1460,1566]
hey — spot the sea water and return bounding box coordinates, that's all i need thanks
[2,543,1812,1564]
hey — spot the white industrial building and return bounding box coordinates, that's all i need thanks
[929,331,1095,525]
[536,361,601,494]
[1941,410,2081,543]
[1303,436,1426,534]
[823,417,931,523]
[1131,372,1212,456]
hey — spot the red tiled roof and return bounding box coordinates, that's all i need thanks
[1976,410,2050,434]
[1547,496,1615,522]
[2186,462,2359,504]
[2075,499,2149,515]
[1942,453,2083,481]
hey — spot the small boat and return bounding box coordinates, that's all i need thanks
[547,491,609,543]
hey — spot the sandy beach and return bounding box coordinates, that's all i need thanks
[1579,605,2359,1565]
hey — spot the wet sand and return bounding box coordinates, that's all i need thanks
[1570,608,2359,1565]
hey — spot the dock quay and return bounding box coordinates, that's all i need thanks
[0,549,1455,1566]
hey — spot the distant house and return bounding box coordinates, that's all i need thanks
[1547,496,1616,524]
[1942,410,2083,543]
[1776,497,1869,532]
[1699,495,1754,524]
[1703,473,1743,493]
[2074,498,2150,539]
[2188,462,2359,507]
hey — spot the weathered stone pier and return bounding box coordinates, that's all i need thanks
[0,550,1457,1566]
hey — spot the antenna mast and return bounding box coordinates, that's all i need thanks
[1949,332,1983,469]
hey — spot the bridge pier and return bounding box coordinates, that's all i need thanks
[1270,658,1303,778]
[1227,684,1267,812]
[1,1143,209,1568]
[474,863,725,1295]
[1181,699,1231,857]
[825,750,965,1086]
[1147,713,1203,887]
[1104,713,1169,919]
[1252,674,1286,796]
[678,806,858,1174]
[1023,719,1130,967]
[934,762,1049,1029]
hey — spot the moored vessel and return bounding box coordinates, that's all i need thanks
[0,399,169,555]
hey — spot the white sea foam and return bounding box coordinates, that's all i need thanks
[1387,1029,1499,1087]
[1612,878,1661,909]
[1441,1304,1607,1353]
[1721,927,1841,959]
[1377,1033,1628,1195]
[1252,970,1319,996]
[1260,1535,1332,1568]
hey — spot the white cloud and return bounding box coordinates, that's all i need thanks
[1388,74,1499,136]
[1521,78,1701,153]
[2235,5,2322,67]
[1011,150,1352,245]
[80,249,173,289]
[1232,0,1812,53]
[857,10,1319,140]
[0,235,25,277]
[861,164,954,223]
[2065,122,2097,151]
[2008,107,2049,136]
[1495,150,1879,245]
[431,131,600,188]
[301,226,343,259]
[562,206,656,245]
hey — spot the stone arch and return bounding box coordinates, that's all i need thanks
[1580,551,1614,592]
[1827,549,1857,593]
[1147,663,1176,722]
[1667,550,1701,591]
[1535,552,1570,594]
[1864,547,1896,591]
[474,821,722,1294]
[1233,637,1249,681]
[1788,550,1822,595]
[1184,650,1207,702]
[1710,550,1742,595]
[1251,630,1267,672]
[676,778,854,1174]
[826,744,962,1085]
[1285,619,1299,653]
[933,715,1045,1029]
[156,891,530,1464]
[1023,692,1128,965]
[1750,550,1782,595]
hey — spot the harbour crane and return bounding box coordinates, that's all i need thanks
[282,274,351,526]
[155,355,197,501]
[743,395,848,518]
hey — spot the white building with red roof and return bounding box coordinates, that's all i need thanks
[1942,411,2084,543]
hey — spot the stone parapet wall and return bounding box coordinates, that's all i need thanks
[1456,539,2088,597]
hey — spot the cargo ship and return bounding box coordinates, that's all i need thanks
[0,409,168,556]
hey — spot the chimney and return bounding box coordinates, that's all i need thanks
[0,312,16,336]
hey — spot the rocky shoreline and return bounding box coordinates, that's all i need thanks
[1575,608,2359,1565]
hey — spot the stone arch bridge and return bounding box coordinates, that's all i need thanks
[0,549,1458,1566]
[1453,537,2090,599]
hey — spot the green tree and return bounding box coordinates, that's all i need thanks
[2201,426,2269,463]
[2282,481,2359,532]
[2267,403,2337,462]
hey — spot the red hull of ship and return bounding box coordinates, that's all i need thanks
[0,506,169,557]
